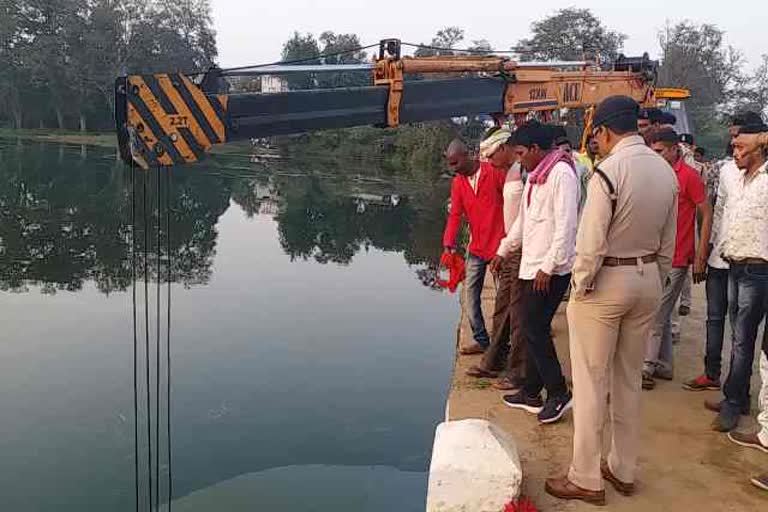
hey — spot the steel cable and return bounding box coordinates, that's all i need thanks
[131,161,140,512]
[166,167,174,512]
[143,171,153,511]
[155,166,161,512]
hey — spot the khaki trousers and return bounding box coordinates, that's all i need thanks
[567,263,662,490]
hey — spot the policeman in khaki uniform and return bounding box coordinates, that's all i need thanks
[546,96,679,506]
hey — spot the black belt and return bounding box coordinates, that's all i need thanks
[726,258,768,266]
[603,254,658,267]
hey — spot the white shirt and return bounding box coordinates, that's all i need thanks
[716,161,768,262]
[503,163,524,233]
[708,160,738,269]
[497,161,580,279]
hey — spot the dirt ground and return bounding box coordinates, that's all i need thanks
[447,275,768,511]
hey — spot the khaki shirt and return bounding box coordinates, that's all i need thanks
[571,135,679,297]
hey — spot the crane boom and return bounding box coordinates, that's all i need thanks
[115,39,665,169]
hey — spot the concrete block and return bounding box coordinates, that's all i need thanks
[426,419,522,512]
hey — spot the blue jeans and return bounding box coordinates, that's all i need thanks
[644,267,688,376]
[722,263,768,415]
[465,253,490,348]
[704,267,729,380]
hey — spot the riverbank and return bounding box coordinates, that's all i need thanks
[0,128,117,147]
[447,276,767,510]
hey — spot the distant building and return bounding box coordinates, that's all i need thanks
[260,75,288,93]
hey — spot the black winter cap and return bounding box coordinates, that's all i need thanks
[593,96,640,128]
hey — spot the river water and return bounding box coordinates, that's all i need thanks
[0,140,457,511]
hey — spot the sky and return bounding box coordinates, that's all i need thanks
[211,0,765,71]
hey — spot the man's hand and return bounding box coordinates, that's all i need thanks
[693,255,708,284]
[489,255,504,275]
[533,270,552,294]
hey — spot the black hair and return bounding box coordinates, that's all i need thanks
[514,122,554,150]
[694,146,706,157]
[647,127,679,146]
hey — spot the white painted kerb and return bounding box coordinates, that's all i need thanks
[426,419,523,512]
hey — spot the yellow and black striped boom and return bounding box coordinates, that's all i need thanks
[115,39,676,169]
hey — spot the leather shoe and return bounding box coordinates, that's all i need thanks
[704,399,721,413]
[545,476,606,506]
[601,460,635,496]
[705,399,750,416]
[465,365,499,378]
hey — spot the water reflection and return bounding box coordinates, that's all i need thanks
[0,141,448,293]
[0,139,458,511]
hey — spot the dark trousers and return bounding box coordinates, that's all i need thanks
[723,263,768,415]
[480,250,526,380]
[704,267,729,380]
[522,273,571,400]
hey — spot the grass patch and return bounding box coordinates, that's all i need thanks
[466,379,492,390]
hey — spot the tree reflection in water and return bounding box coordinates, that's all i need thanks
[0,141,450,294]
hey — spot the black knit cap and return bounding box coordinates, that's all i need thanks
[639,107,663,122]
[661,112,677,125]
[731,111,763,127]
[593,96,640,129]
[738,121,768,134]
[679,133,694,145]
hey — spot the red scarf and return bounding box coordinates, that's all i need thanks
[437,252,466,293]
[526,149,577,206]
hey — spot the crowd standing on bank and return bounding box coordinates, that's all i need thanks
[441,96,768,503]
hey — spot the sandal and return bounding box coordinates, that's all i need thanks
[642,372,656,390]
[493,377,524,391]
[460,343,486,355]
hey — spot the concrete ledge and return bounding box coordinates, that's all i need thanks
[427,419,522,512]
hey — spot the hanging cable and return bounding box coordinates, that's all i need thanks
[155,166,161,512]
[131,161,140,512]
[166,167,174,512]
[400,41,604,57]
[143,171,153,512]
[400,42,519,55]
[220,43,380,73]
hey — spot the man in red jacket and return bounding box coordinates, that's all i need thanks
[442,139,507,354]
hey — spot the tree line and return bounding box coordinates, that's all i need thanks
[0,0,217,132]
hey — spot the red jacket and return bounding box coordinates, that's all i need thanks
[442,162,507,261]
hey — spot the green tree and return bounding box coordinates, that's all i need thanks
[734,55,768,118]
[318,31,369,87]
[467,39,493,55]
[0,0,217,131]
[0,0,26,128]
[517,8,626,66]
[281,31,321,90]
[414,26,465,57]
[657,21,744,151]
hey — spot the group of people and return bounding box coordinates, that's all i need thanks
[441,95,768,504]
